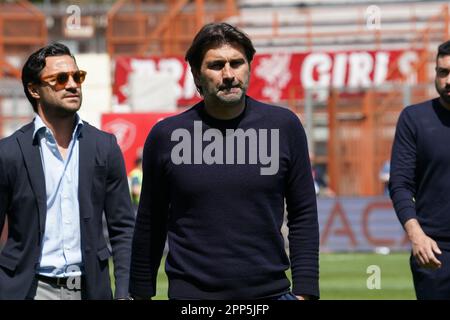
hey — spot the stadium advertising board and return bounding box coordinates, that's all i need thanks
[101,112,176,174]
[113,49,420,107]
[1,193,407,252]
[319,197,409,252]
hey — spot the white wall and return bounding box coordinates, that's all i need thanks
[75,53,112,128]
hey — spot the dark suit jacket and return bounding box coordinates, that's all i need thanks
[0,121,135,299]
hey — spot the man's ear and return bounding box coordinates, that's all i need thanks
[191,69,203,96]
[192,68,200,87]
[27,83,40,99]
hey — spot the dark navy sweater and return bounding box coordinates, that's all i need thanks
[129,96,319,299]
[390,98,450,248]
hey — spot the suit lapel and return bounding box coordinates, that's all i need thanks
[78,124,95,219]
[17,123,47,241]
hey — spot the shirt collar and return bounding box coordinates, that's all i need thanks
[33,114,84,140]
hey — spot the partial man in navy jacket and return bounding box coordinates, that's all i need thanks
[390,40,450,300]
[0,43,135,299]
[130,23,319,300]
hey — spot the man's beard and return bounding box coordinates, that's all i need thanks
[45,101,81,119]
[216,87,245,104]
[215,78,249,104]
[436,81,450,104]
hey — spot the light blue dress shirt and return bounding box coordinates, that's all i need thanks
[33,114,84,278]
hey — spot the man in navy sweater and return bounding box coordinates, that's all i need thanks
[390,40,450,299]
[129,23,319,300]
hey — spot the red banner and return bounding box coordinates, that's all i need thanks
[101,112,177,173]
[113,49,420,107]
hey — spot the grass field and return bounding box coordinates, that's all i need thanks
[141,252,415,300]
[319,252,415,299]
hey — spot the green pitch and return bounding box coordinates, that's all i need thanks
[318,252,415,299]
[115,252,415,300]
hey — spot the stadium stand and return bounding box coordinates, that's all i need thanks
[0,1,47,138]
[0,0,448,197]
[231,1,448,52]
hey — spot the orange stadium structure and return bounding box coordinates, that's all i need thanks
[0,1,47,144]
[0,1,47,79]
[107,0,238,57]
[104,0,449,196]
[0,0,449,199]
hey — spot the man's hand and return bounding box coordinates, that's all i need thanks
[405,219,442,269]
[296,295,310,300]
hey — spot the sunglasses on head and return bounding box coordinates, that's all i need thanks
[40,70,87,90]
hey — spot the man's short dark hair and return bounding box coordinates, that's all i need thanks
[185,22,256,74]
[437,40,450,60]
[21,42,75,112]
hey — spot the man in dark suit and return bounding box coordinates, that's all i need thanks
[0,43,135,299]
